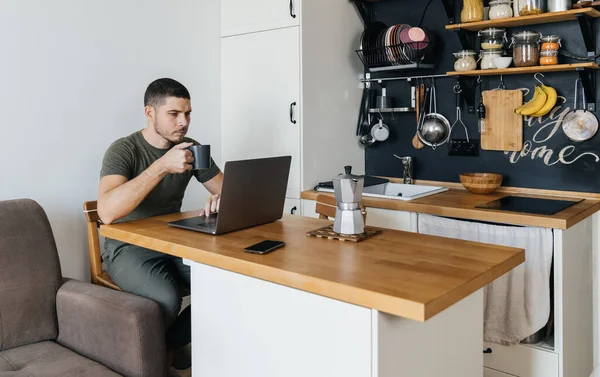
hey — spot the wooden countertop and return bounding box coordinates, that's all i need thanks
[101,213,524,322]
[301,188,600,230]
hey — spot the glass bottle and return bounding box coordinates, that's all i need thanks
[512,31,541,67]
[479,28,507,50]
[488,0,513,19]
[540,50,558,65]
[481,49,505,70]
[541,35,561,51]
[453,50,478,71]
[518,0,546,16]
[461,0,484,23]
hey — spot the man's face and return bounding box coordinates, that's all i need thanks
[150,97,192,144]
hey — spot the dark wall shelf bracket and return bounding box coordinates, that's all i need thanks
[576,14,597,57]
[442,0,456,24]
[458,77,477,114]
[351,0,372,27]
[455,29,475,51]
[577,68,596,112]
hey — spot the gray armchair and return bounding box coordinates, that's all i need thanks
[0,199,166,377]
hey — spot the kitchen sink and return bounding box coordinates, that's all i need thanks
[316,183,448,201]
[362,183,448,201]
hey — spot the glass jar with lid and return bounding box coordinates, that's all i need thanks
[453,50,477,71]
[541,35,561,51]
[479,28,508,50]
[511,31,541,67]
[518,0,546,16]
[481,49,506,70]
[540,50,558,65]
[489,0,513,19]
[461,0,484,23]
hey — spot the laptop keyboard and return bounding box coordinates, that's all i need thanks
[197,214,218,227]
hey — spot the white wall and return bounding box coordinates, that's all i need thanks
[0,0,220,281]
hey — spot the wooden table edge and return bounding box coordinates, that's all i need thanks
[101,221,524,322]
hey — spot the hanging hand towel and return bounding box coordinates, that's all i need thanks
[418,214,553,345]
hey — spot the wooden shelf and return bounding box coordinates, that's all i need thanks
[446,8,600,31]
[447,62,600,76]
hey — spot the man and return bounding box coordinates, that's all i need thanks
[97,78,222,374]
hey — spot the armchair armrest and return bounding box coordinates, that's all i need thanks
[56,280,166,377]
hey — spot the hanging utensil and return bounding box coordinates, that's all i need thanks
[418,81,451,150]
[356,87,368,136]
[412,83,426,150]
[562,78,598,142]
[358,88,376,147]
[449,85,479,156]
[371,115,390,142]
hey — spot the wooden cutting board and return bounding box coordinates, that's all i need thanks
[481,90,523,151]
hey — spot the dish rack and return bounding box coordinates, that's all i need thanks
[356,40,436,72]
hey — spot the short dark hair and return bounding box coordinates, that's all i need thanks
[144,78,191,108]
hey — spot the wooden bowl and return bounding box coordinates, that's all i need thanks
[459,173,503,194]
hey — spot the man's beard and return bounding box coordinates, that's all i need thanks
[155,122,185,144]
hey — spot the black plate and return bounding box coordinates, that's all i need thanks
[361,21,386,66]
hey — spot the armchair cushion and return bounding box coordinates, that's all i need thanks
[0,199,62,351]
[0,341,120,376]
[56,280,165,377]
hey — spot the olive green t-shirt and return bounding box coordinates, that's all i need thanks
[100,130,220,258]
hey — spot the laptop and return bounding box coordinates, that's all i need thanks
[167,156,291,235]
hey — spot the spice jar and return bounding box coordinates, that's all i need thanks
[540,50,558,65]
[481,49,505,69]
[453,50,477,71]
[541,35,561,51]
[518,0,546,15]
[479,28,507,50]
[512,31,541,67]
[489,0,513,19]
[461,0,484,23]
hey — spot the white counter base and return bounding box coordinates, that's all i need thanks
[188,261,483,377]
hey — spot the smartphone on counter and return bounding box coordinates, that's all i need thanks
[244,240,285,255]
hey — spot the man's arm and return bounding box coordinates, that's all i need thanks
[199,171,223,216]
[98,142,194,224]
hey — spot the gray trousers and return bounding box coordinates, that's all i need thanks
[105,243,191,349]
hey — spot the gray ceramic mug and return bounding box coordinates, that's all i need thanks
[189,145,211,170]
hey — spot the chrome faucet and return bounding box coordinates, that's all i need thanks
[394,155,413,184]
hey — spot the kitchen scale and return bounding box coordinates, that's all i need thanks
[476,196,583,216]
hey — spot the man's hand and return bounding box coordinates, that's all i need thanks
[159,142,194,174]
[199,194,220,217]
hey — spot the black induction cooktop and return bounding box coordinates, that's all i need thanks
[476,195,583,216]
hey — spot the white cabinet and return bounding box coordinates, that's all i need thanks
[365,207,415,232]
[221,0,365,205]
[221,27,300,199]
[482,342,558,377]
[301,199,318,219]
[284,198,300,216]
[221,0,300,37]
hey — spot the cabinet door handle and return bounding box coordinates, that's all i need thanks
[291,206,297,215]
[483,348,492,354]
[290,102,297,124]
[290,0,296,18]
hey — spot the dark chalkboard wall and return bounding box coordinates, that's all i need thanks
[364,1,600,193]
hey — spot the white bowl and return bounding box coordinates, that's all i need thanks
[493,57,513,69]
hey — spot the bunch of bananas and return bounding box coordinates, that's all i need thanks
[515,85,558,117]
